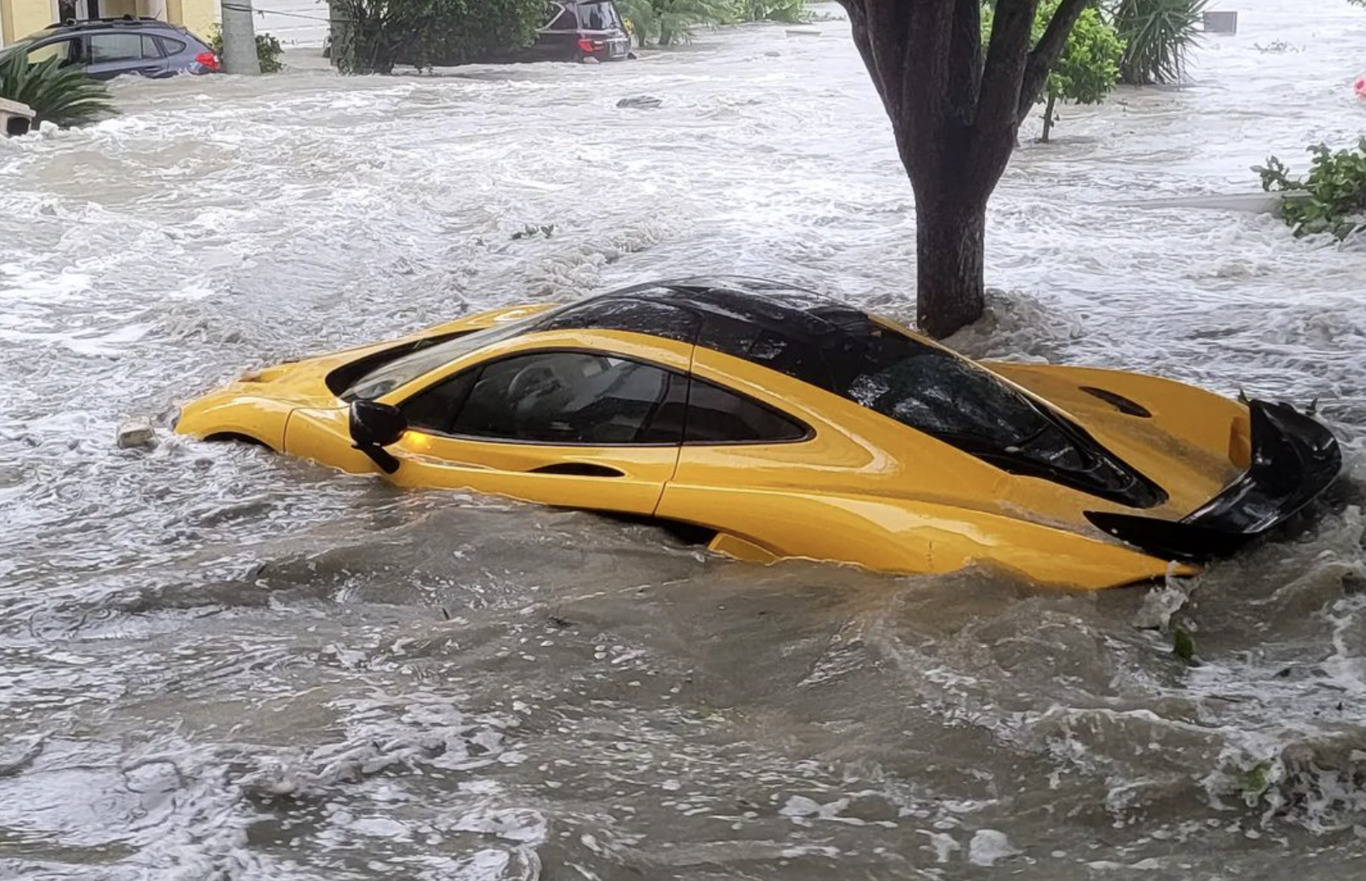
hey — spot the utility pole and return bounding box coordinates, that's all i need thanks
[220,0,262,75]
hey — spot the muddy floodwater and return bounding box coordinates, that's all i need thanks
[3,1,1366,878]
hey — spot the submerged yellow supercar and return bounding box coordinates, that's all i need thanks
[175,277,1342,590]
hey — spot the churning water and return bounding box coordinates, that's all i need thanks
[3,1,1366,877]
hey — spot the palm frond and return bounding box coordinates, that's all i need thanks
[1110,0,1208,85]
[0,48,116,129]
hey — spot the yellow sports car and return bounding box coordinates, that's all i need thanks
[174,277,1342,590]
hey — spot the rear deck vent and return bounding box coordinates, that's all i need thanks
[1080,386,1152,418]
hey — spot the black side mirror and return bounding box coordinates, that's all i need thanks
[349,400,407,474]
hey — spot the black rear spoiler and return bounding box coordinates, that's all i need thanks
[1084,400,1342,562]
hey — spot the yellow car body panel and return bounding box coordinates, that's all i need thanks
[174,281,1338,591]
[175,304,555,449]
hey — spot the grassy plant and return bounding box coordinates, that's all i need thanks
[618,0,736,46]
[1255,138,1366,240]
[0,47,114,129]
[733,0,808,23]
[1109,0,1207,85]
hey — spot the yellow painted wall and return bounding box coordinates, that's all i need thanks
[2,0,56,46]
[0,0,216,46]
[177,0,213,40]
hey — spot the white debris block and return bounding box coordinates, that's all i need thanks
[968,829,1019,867]
[116,418,157,450]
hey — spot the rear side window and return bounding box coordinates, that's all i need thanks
[544,2,574,28]
[156,36,187,56]
[684,379,808,444]
[577,1,620,29]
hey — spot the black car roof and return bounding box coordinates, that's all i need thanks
[525,277,1167,508]
[529,276,895,394]
[43,15,179,33]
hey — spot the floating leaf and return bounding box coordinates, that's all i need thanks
[1172,627,1197,665]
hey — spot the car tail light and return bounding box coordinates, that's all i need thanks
[195,52,221,71]
[577,38,596,54]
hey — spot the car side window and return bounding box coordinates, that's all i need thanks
[26,38,80,65]
[544,2,573,29]
[684,379,809,444]
[409,351,682,445]
[157,36,187,56]
[89,32,152,63]
[402,368,479,435]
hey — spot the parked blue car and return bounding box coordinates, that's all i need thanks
[11,16,220,80]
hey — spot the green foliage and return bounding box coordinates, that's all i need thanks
[208,26,285,73]
[1109,0,1207,85]
[618,0,761,47]
[1242,760,1275,799]
[732,0,808,24]
[983,1,1123,142]
[0,47,114,129]
[1171,627,1197,665]
[1051,5,1124,105]
[1254,139,1366,241]
[330,0,545,74]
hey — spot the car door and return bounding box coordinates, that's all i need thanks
[85,31,167,79]
[385,348,687,516]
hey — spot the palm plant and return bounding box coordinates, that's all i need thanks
[735,0,807,23]
[0,48,114,129]
[615,0,658,45]
[1109,0,1208,85]
[618,0,734,46]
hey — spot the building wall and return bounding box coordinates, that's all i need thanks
[0,0,216,45]
[1,0,58,47]
[175,0,213,39]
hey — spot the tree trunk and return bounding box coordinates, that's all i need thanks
[1040,90,1056,143]
[915,195,986,339]
[838,0,1093,338]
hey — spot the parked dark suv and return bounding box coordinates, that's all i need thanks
[480,0,631,64]
[11,16,219,80]
[535,0,631,62]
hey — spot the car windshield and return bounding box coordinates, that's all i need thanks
[343,312,547,401]
[577,1,620,29]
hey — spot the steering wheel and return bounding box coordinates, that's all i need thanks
[506,362,568,431]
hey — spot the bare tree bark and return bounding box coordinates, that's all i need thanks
[838,0,1088,337]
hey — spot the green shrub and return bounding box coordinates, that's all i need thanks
[329,0,544,73]
[1255,139,1366,240]
[0,47,114,129]
[618,0,736,46]
[983,0,1124,142]
[733,0,808,23]
[208,25,285,73]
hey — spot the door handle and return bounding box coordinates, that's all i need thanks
[529,462,624,477]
